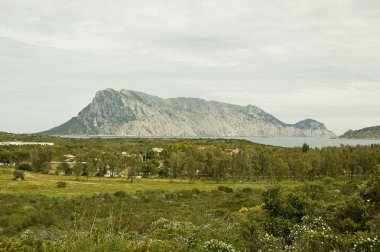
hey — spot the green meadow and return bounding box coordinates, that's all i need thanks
[0,168,303,197]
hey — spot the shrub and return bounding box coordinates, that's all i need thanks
[192,188,201,194]
[114,190,127,198]
[240,187,253,193]
[340,180,360,196]
[322,177,335,185]
[57,162,72,175]
[204,239,236,252]
[13,170,25,180]
[0,236,45,252]
[288,216,338,251]
[16,163,33,171]
[218,186,233,193]
[295,183,327,202]
[332,197,368,233]
[56,181,66,188]
[361,166,380,205]
[349,232,380,252]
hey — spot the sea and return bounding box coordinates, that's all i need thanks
[242,137,380,148]
[63,135,380,148]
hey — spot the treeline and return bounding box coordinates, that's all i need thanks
[163,144,380,181]
[1,136,380,181]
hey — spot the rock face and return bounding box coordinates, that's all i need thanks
[341,126,380,139]
[40,89,336,137]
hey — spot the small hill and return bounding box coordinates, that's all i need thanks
[341,125,380,139]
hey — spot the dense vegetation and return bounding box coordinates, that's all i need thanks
[1,132,380,182]
[1,132,380,251]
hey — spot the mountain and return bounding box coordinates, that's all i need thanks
[39,89,336,137]
[340,126,380,139]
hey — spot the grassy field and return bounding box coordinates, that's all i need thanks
[1,167,379,251]
[0,168,305,197]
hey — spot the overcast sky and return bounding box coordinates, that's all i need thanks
[1,0,379,135]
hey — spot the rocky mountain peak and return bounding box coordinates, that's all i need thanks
[295,119,325,129]
[39,89,336,138]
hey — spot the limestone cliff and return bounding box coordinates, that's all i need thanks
[40,89,336,137]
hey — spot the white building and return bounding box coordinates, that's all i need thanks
[0,142,54,146]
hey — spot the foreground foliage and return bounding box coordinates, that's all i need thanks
[1,176,380,251]
[1,133,380,251]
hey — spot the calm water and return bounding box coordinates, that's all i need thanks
[242,137,380,148]
[62,135,380,148]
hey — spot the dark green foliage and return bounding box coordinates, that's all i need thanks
[56,162,72,175]
[31,147,52,173]
[322,176,335,185]
[16,163,32,171]
[302,143,310,153]
[0,150,13,165]
[332,197,368,233]
[262,186,283,216]
[217,186,233,193]
[240,187,254,193]
[113,190,127,198]
[361,165,380,205]
[56,181,66,188]
[192,188,201,194]
[340,180,361,195]
[13,169,25,180]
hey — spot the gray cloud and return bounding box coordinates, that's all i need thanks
[0,0,379,134]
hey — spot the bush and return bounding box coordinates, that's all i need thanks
[56,162,72,175]
[114,190,127,198]
[340,180,361,196]
[361,166,380,205]
[13,170,25,180]
[240,187,253,193]
[217,186,233,193]
[16,163,33,171]
[322,177,335,185]
[204,239,236,252]
[192,188,201,194]
[56,181,66,188]
[332,197,368,233]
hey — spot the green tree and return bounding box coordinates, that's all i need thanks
[274,157,290,181]
[168,151,185,180]
[0,150,12,165]
[31,147,53,173]
[73,162,83,181]
[361,165,380,205]
[13,150,31,164]
[212,154,231,183]
[321,148,340,177]
[57,162,72,175]
[232,150,250,182]
[16,163,33,171]
[125,156,142,182]
[302,143,310,153]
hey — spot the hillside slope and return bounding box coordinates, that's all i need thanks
[341,126,380,139]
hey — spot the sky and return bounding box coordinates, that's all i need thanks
[0,0,379,135]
